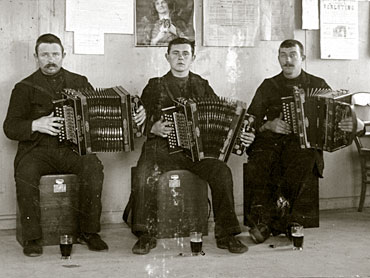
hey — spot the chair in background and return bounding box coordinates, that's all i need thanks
[352,92,370,212]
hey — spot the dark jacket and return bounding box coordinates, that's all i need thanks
[141,71,216,138]
[3,68,92,169]
[247,70,331,177]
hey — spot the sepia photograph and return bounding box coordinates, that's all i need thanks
[135,0,195,46]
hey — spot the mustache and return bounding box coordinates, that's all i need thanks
[283,63,294,67]
[45,63,58,68]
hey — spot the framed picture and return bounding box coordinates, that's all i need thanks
[135,0,195,46]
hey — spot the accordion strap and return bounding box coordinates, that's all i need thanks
[270,78,280,90]
[20,80,56,99]
[161,77,176,102]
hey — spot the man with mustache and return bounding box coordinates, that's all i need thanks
[3,34,116,256]
[243,39,331,243]
[130,37,255,255]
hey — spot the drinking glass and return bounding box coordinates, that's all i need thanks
[291,224,304,251]
[60,234,73,259]
[189,232,202,256]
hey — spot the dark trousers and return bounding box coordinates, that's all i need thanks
[15,146,104,241]
[244,134,317,228]
[132,138,241,239]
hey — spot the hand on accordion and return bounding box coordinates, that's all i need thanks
[151,118,173,138]
[240,131,255,148]
[133,105,146,126]
[338,117,363,133]
[31,112,64,136]
[263,113,292,135]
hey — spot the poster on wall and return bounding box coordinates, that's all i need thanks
[203,0,259,47]
[320,0,358,59]
[135,0,195,46]
[260,0,295,41]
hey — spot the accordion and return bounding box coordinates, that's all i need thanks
[162,96,255,162]
[281,87,356,152]
[53,86,142,155]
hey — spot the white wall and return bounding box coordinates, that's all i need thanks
[0,0,368,229]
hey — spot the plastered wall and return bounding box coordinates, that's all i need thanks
[0,0,368,229]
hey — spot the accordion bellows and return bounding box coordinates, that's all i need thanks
[281,87,356,152]
[162,96,255,162]
[53,86,141,155]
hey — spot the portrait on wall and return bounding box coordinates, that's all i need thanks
[135,0,195,46]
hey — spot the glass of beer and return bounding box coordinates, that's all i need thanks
[291,224,304,250]
[60,234,73,259]
[190,232,202,256]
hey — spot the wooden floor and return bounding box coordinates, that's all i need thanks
[0,208,369,278]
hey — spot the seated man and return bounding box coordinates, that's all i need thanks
[131,37,255,255]
[244,39,331,243]
[3,34,114,257]
[244,39,358,243]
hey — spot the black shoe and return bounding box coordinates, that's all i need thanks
[23,240,42,257]
[78,233,108,251]
[249,223,271,244]
[132,235,157,255]
[216,235,248,254]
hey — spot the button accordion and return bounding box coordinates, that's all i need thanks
[53,86,142,155]
[162,96,255,162]
[281,87,356,152]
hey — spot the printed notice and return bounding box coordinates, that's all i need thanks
[203,0,259,47]
[320,0,358,59]
[66,0,133,34]
[260,0,294,41]
[74,32,105,55]
[66,0,133,54]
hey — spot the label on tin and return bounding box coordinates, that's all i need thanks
[54,182,66,193]
[169,176,180,188]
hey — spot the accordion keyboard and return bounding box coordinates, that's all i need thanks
[55,103,78,145]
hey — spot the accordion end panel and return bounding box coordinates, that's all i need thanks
[163,97,254,162]
[54,87,142,155]
[282,87,357,152]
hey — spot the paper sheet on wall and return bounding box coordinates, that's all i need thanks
[320,0,358,60]
[260,0,294,41]
[203,0,259,47]
[66,0,133,34]
[66,0,133,54]
[302,0,319,30]
[74,32,104,55]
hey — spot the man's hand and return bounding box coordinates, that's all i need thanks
[31,112,64,136]
[339,117,364,133]
[240,131,255,148]
[150,118,173,138]
[133,105,146,126]
[262,113,291,134]
[151,26,172,45]
[168,23,177,36]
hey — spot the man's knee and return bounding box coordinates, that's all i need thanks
[15,161,42,189]
[81,155,104,174]
[207,159,232,177]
